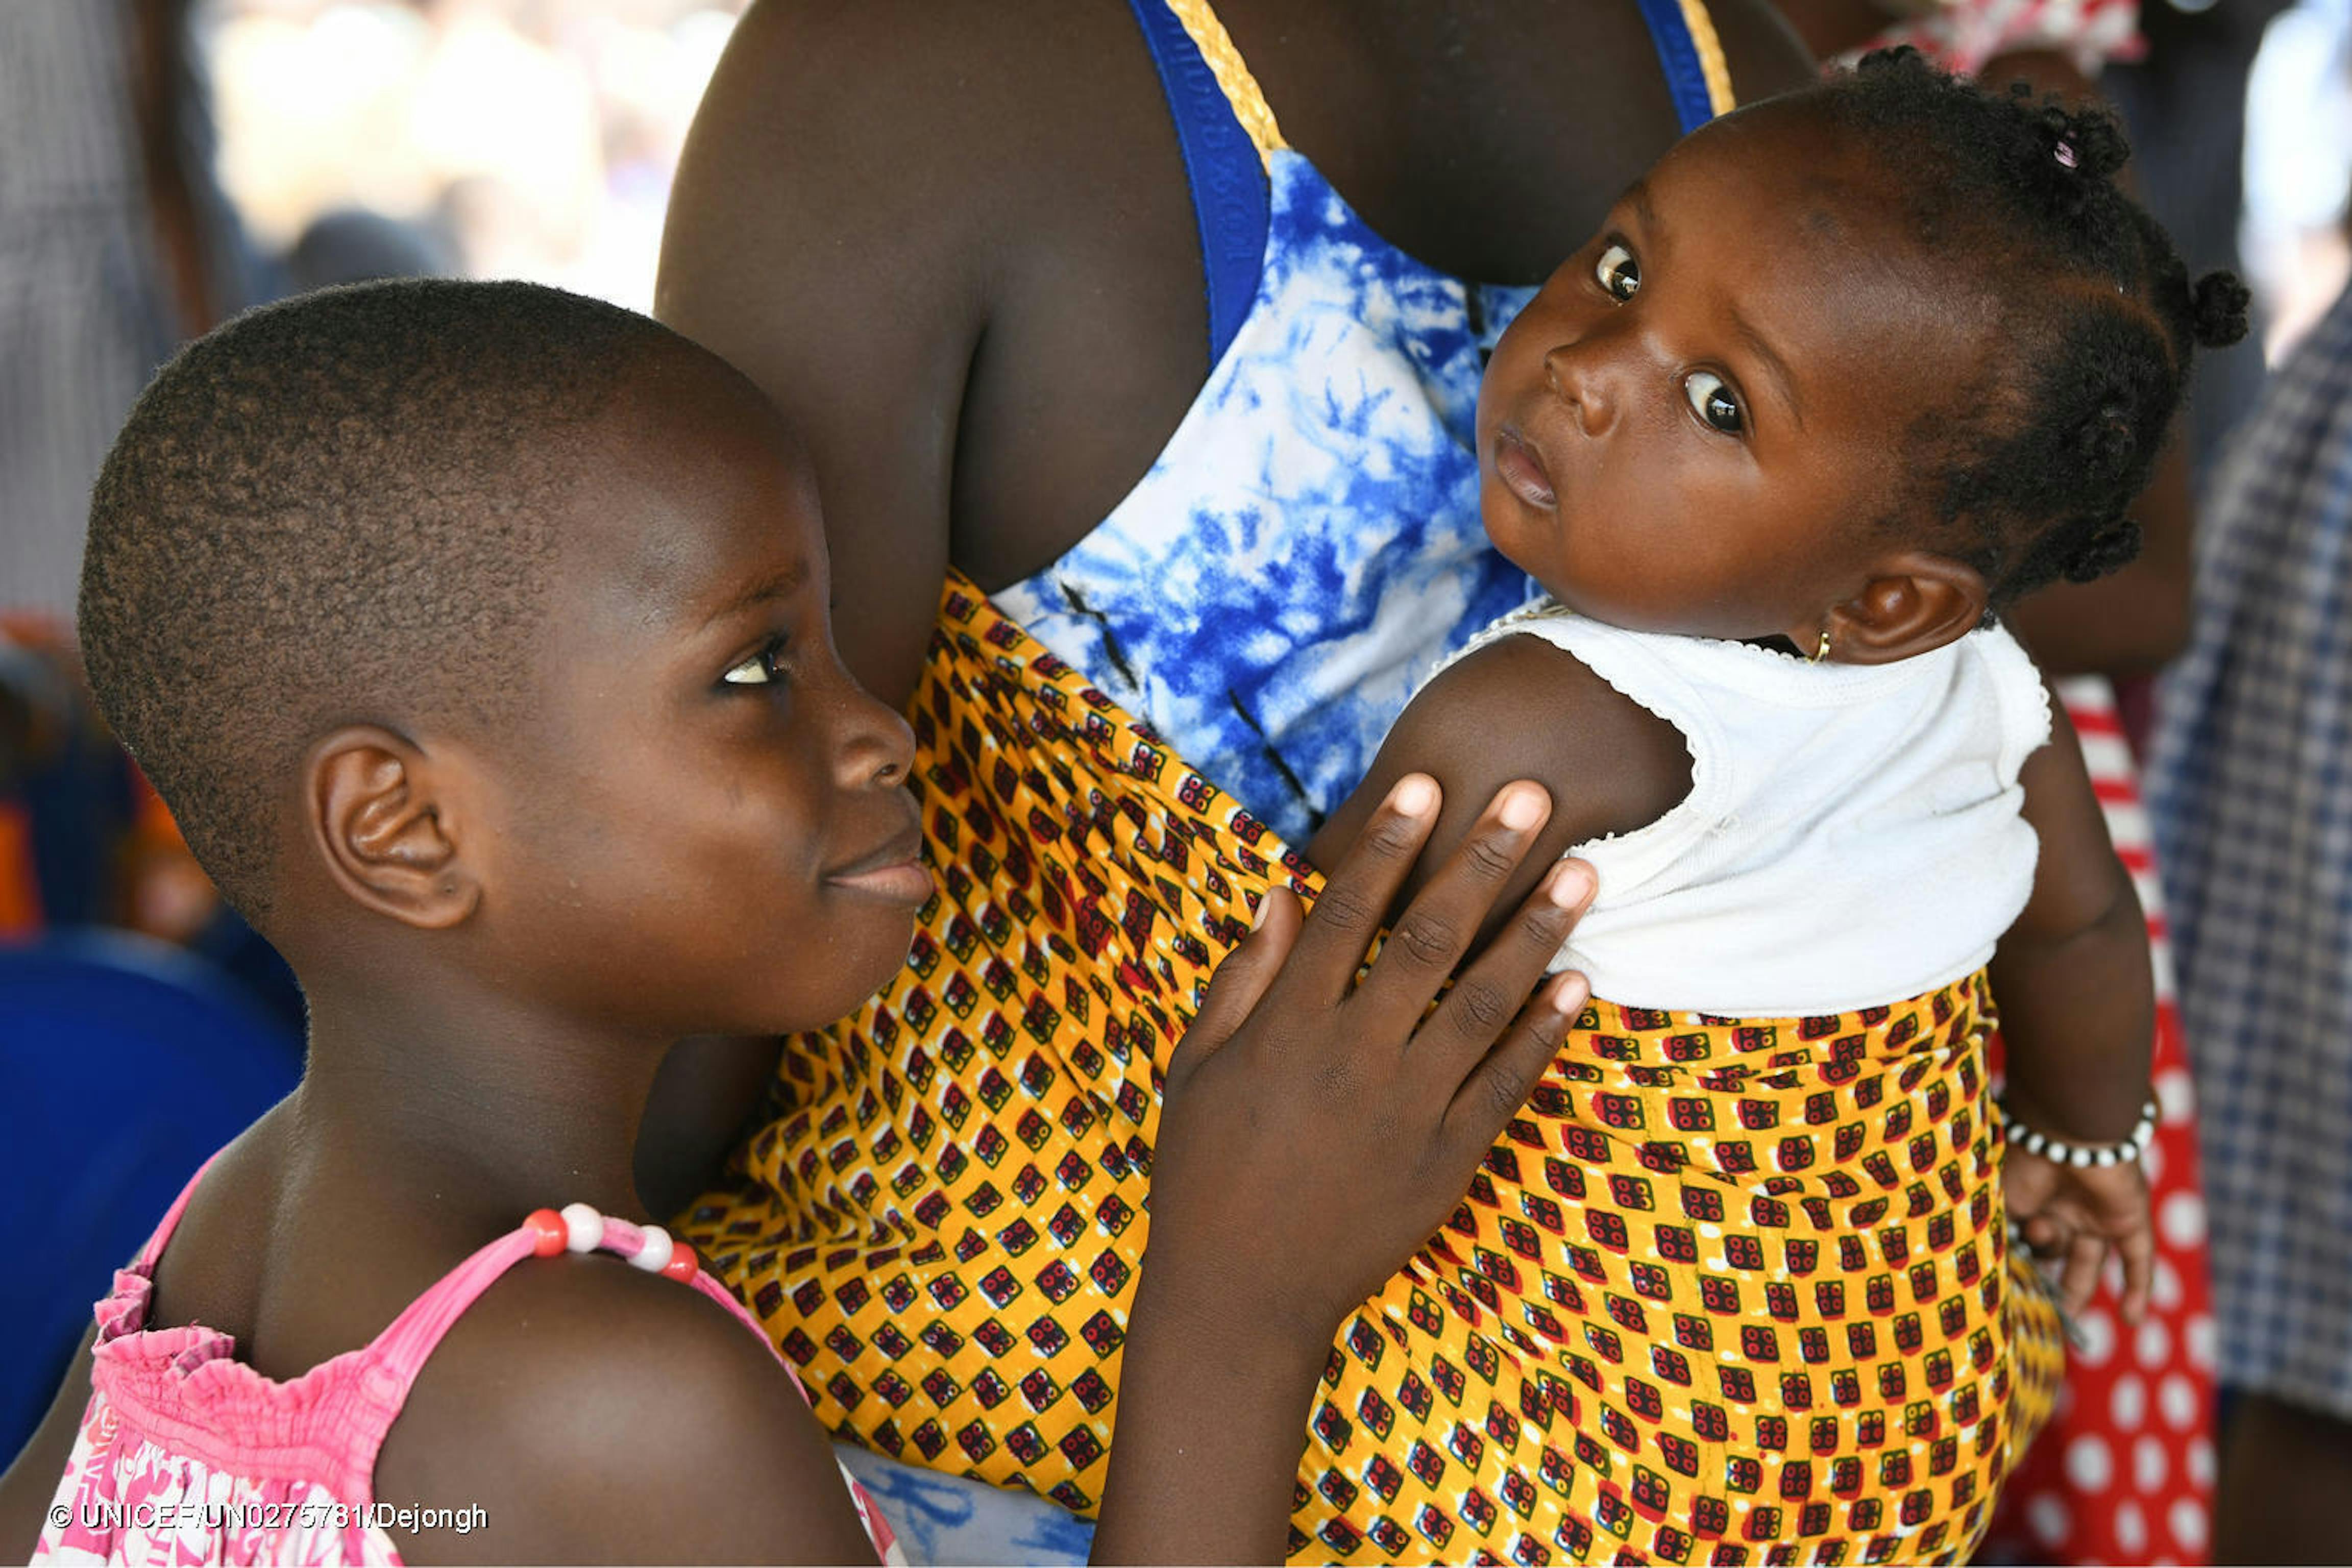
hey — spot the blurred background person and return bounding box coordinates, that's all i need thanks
[2147,10,2352,1560]
[2242,0,2352,354]
[1,0,263,626]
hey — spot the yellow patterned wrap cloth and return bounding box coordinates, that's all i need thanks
[682,576,2063,1565]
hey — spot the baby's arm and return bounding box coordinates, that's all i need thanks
[1306,634,1692,939]
[1987,692,2158,1317]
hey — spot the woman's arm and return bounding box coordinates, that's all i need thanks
[1093,776,1597,1563]
[654,0,996,709]
[1987,694,2159,1316]
[634,1034,785,1219]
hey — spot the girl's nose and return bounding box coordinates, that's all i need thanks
[1544,340,1616,437]
[837,685,917,788]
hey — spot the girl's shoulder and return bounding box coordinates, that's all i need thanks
[369,1234,881,1564]
[134,1133,881,1564]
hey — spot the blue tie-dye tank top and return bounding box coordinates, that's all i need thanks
[993,0,1733,845]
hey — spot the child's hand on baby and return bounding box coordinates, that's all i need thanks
[2004,1149,2157,1322]
[1145,774,1596,1351]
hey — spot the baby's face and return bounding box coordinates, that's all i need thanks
[1477,103,1987,647]
[469,347,926,1037]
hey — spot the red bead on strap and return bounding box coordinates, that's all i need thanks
[523,1208,568,1258]
[659,1240,699,1282]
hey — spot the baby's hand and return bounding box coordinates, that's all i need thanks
[2004,1148,2155,1321]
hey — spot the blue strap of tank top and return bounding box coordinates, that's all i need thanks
[1124,0,1269,365]
[1125,0,1717,364]
[1631,0,1722,135]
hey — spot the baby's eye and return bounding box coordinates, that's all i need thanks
[1594,242,1640,302]
[722,639,788,687]
[1684,371,1744,434]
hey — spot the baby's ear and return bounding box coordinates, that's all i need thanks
[1819,551,1989,665]
[304,726,481,929]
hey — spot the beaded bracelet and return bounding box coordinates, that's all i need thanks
[1999,1094,2161,1168]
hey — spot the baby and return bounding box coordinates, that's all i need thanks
[1288,48,2243,1557]
[1311,47,2242,1319]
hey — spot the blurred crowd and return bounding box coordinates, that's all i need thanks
[210,0,744,307]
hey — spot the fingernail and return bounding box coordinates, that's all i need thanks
[1498,785,1544,832]
[1551,971,1590,1017]
[1251,894,1271,930]
[1390,775,1437,817]
[1546,862,1594,909]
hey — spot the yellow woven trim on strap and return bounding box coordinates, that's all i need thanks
[1164,0,1287,165]
[1678,0,1739,116]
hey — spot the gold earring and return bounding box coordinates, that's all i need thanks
[1808,626,1832,665]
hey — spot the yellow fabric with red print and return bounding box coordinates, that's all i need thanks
[682,576,2062,1565]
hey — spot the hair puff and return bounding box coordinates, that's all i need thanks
[2061,519,2143,584]
[2190,271,2252,348]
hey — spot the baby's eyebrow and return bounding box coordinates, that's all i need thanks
[1728,305,1803,431]
[1625,180,1659,235]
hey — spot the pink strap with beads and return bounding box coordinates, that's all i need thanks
[86,1171,901,1560]
[113,1172,813,1485]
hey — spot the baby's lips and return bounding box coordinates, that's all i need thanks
[1492,425,1558,509]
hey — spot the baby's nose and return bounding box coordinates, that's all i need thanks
[1543,341,1615,436]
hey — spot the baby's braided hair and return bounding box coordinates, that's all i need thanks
[1808,48,2248,610]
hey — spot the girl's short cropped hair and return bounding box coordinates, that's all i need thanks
[1810,48,2248,610]
[79,279,680,923]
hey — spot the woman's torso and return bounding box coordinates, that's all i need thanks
[987,0,1754,841]
[944,0,1805,592]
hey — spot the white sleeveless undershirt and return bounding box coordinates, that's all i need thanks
[1443,603,2053,1016]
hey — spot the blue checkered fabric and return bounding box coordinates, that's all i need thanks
[2149,281,2352,1418]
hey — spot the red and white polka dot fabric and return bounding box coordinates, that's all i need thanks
[1976,677,2217,1566]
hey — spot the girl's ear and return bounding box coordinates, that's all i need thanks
[304,726,481,929]
[1814,551,1990,666]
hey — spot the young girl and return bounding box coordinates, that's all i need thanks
[0,279,1601,1565]
[681,51,2245,1566]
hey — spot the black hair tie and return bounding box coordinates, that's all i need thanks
[2063,518,2143,584]
[2055,108,2129,181]
[2190,272,2252,349]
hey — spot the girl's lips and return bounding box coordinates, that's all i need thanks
[1493,426,1557,509]
[826,824,933,904]
[828,860,934,904]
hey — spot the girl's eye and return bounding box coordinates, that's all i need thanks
[722,639,788,687]
[1594,242,1640,302]
[1684,370,1744,434]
